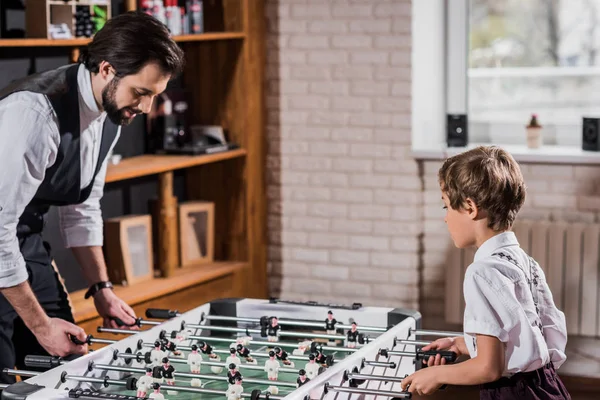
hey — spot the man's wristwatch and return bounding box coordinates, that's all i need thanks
[84,281,114,299]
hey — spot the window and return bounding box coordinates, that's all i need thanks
[412,0,600,160]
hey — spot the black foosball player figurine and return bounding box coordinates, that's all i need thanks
[236,343,257,364]
[198,341,219,359]
[304,353,320,379]
[149,382,165,400]
[226,375,244,400]
[273,346,294,367]
[136,367,154,398]
[161,337,183,357]
[267,316,280,342]
[346,321,359,348]
[296,369,310,388]
[325,310,338,346]
[314,349,328,366]
[160,357,176,388]
[227,363,242,386]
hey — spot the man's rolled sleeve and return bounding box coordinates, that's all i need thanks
[0,256,29,288]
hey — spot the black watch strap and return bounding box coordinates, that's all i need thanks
[84,281,114,299]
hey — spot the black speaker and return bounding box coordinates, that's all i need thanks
[583,117,600,151]
[447,114,468,147]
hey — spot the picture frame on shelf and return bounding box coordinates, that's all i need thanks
[178,201,214,267]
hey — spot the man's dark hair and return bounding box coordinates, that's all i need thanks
[79,11,185,78]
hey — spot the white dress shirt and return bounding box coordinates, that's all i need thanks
[0,64,121,288]
[462,231,568,376]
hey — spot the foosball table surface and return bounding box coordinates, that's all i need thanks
[1,298,425,400]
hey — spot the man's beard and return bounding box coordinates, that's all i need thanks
[102,77,138,126]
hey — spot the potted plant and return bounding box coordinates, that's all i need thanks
[526,114,542,148]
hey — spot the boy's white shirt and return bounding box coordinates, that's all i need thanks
[463,231,568,376]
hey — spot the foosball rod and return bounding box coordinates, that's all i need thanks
[324,383,411,399]
[343,370,406,384]
[409,328,462,337]
[2,369,39,377]
[92,363,297,389]
[146,309,387,333]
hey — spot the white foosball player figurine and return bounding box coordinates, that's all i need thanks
[150,341,166,366]
[325,310,337,345]
[346,321,359,348]
[304,353,320,379]
[226,347,241,368]
[263,350,280,381]
[293,340,311,355]
[187,344,202,373]
[266,316,280,342]
[236,343,257,364]
[149,383,165,400]
[136,367,154,398]
[296,369,310,388]
[225,375,243,400]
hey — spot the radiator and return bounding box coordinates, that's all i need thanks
[445,219,600,337]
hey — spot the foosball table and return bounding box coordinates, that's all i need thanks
[0,298,459,400]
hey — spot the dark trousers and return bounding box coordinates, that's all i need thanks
[0,240,74,384]
[480,363,571,400]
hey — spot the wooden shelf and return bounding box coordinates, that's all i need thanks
[105,149,247,183]
[71,261,246,323]
[0,32,246,47]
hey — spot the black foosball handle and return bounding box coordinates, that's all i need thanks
[415,350,457,364]
[145,308,179,319]
[24,355,63,370]
[69,334,92,346]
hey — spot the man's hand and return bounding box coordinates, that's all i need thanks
[421,337,466,367]
[401,366,444,396]
[93,289,138,329]
[31,318,88,357]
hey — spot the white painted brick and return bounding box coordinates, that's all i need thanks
[280,262,312,278]
[374,159,418,174]
[278,141,310,155]
[308,50,349,65]
[279,51,308,65]
[524,180,549,192]
[309,233,349,249]
[332,188,374,203]
[282,202,308,216]
[349,235,390,250]
[268,110,307,125]
[331,127,373,142]
[332,220,373,234]
[373,128,411,144]
[392,17,411,33]
[333,158,373,172]
[311,265,350,280]
[391,206,423,221]
[423,264,447,283]
[268,245,282,261]
[350,51,389,65]
[291,187,331,201]
[292,248,329,263]
[333,66,374,80]
[375,66,411,81]
[424,219,448,234]
[391,113,411,128]
[578,196,600,211]
[371,284,419,302]
[290,156,332,171]
[391,236,421,252]
[374,189,422,205]
[289,95,330,110]
[391,82,411,97]
[282,278,332,295]
[391,51,411,66]
[309,142,349,156]
[374,220,421,235]
[348,113,392,128]
[374,35,412,49]
[291,4,331,18]
[265,3,289,19]
[517,207,552,221]
[281,230,309,246]
[350,267,390,283]
[374,2,411,17]
[268,201,282,216]
[308,202,349,218]
[332,282,372,297]
[309,82,350,95]
[331,35,373,49]
[349,143,391,158]
[266,95,282,110]
[421,282,446,299]
[352,81,390,96]
[527,165,574,179]
[331,250,369,266]
[350,174,391,188]
[276,80,309,94]
[349,20,391,33]
[281,126,331,140]
[276,20,308,34]
[532,194,577,208]
[309,21,349,34]
[424,190,442,205]
[551,209,596,223]
[373,97,411,113]
[391,176,422,190]
[309,111,349,125]
[550,180,594,195]
[371,251,419,269]
[309,172,349,187]
[269,230,282,245]
[291,66,332,80]
[424,161,443,175]
[349,204,392,219]
[332,4,373,18]
[390,268,420,285]
[291,217,330,232]
[332,96,372,111]
[574,165,600,180]
[280,171,310,185]
[289,35,329,49]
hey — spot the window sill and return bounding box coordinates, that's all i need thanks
[412,143,600,165]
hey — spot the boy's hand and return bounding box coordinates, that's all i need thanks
[401,367,443,396]
[421,337,463,367]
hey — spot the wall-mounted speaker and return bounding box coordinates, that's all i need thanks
[447,114,468,147]
[583,117,600,151]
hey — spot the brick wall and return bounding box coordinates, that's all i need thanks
[265,0,419,309]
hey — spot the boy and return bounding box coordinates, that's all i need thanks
[401,146,570,399]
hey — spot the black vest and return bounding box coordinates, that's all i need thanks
[0,64,118,264]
